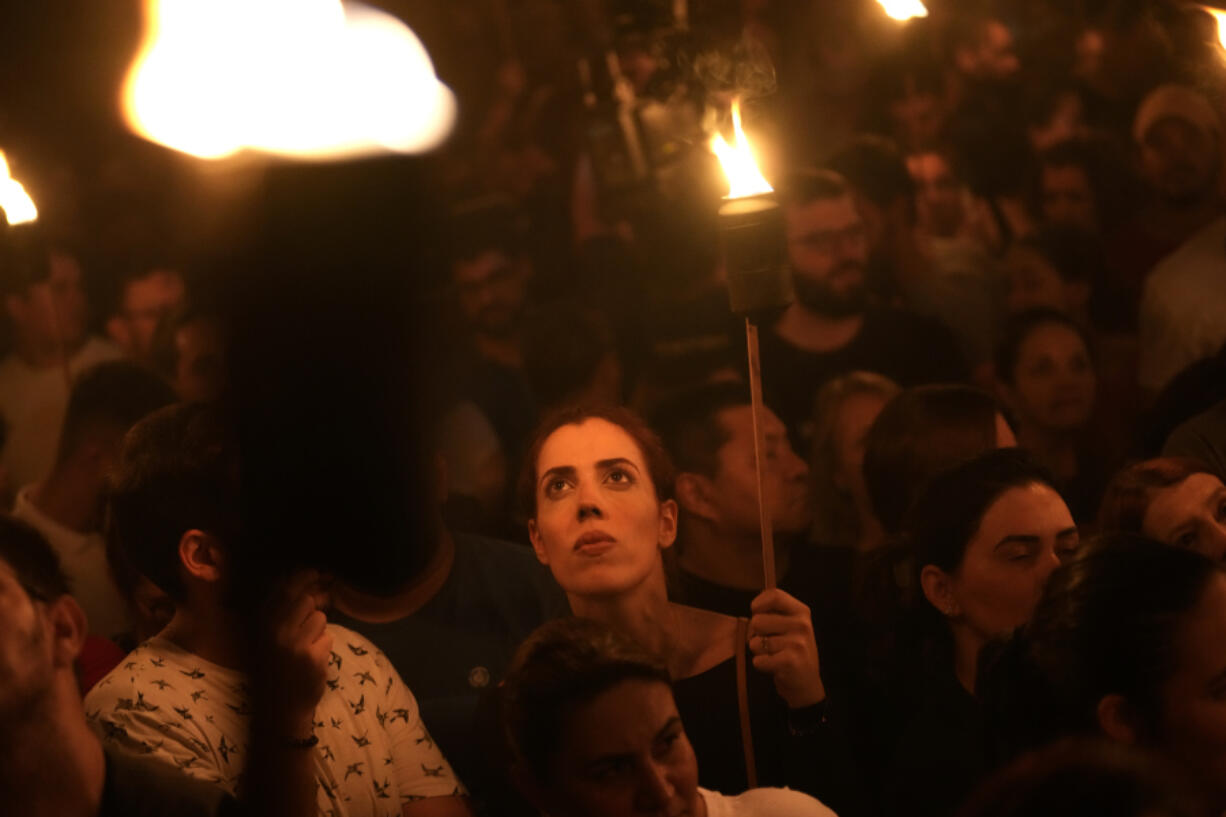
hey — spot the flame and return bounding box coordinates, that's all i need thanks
[877,0,928,21]
[122,0,456,160]
[710,101,773,199]
[1207,7,1226,49]
[0,152,37,225]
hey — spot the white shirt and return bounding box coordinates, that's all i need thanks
[0,336,121,488]
[85,625,465,817]
[1138,217,1226,391]
[700,787,838,817]
[11,485,131,641]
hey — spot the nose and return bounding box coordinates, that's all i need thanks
[1036,545,1062,584]
[575,480,605,522]
[633,760,676,813]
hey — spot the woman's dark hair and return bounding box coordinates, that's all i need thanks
[981,534,1224,760]
[994,308,1094,386]
[863,384,1006,534]
[958,737,1211,817]
[1097,457,1220,535]
[904,447,1058,576]
[517,405,676,522]
[501,617,672,781]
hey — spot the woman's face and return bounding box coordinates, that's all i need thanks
[1143,473,1226,562]
[944,483,1079,640]
[528,419,677,598]
[1003,324,1096,434]
[540,679,702,817]
[1157,573,1226,809]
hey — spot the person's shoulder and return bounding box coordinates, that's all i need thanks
[1149,217,1226,284]
[700,786,838,817]
[76,335,123,366]
[452,532,568,603]
[102,746,243,817]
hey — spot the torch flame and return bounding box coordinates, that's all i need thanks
[122,0,456,160]
[710,101,773,199]
[1206,7,1226,50]
[877,0,928,22]
[0,152,37,226]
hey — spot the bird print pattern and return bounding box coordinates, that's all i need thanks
[84,624,464,816]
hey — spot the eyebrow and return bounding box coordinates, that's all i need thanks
[584,717,684,766]
[538,459,640,489]
[654,716,683,740]
[995,535,1040,551]
[1057,528,1080,538]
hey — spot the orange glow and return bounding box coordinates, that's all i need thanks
[0,152,37,225]
[122,0,455,160]
[710,100,773,199]
[1207,7,1226,49]
[877,0,928,21]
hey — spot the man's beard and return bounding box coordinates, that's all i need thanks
[791,265,869,318]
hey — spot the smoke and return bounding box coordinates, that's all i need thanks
[691,37,777,102]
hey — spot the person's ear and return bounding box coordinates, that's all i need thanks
[657,499,679,550]
[46,594,88,668]
[920,564,962,618]
[675,473,720,523]
[527,519,549,565]
[179,530,225,584]
[1096,694,1140,744]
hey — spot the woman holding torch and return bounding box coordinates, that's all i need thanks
[517,404,863,812]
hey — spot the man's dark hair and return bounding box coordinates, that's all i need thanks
[447,195,527,268]
[864,384,1005,533]
[776,168,851,210]
[994,308,1094,386]
[56,361,177,465]
[649,381,752,479]
[826,135,916,212]
[105,403,239,602]
[501,617,671,781]
[0,514,71,602]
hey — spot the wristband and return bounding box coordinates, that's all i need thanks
[283,732,319,750]
[786,701,828,736]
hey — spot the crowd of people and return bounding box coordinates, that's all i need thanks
[5,0,1226,815]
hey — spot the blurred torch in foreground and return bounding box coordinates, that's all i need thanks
[1204,6,1226,49]
[121,0,456,160]
[0,152,38,225]
[877,0,929,22]
[710,100,789,589]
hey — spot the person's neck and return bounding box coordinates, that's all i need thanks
[568,575,687,674]
[677,521,791,591]
[28,467,101,535]
[1145,195,1219,243]
[333,527,455,623]
[159,603,244,670]
[950,625,985,695]
[0,689,106,817]
[1016,424,1079,483]
[773,303,864,354]
[474,331,522,369]
[14,334,76,370]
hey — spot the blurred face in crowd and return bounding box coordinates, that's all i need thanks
[1139,118,1221,205]
[907,152,965,238]
[831,391,890,523]
[454,249,528,338]
[700,406,811,538]
[0,558,55,725]
[1041,164,1099,232]
[890,88,945,152]
[536,679,702,817]
[784,194,870,317]
[171,317,226,403]
[5,252,88,355]
[955,20,1021,81]
[1000,323,1096,435]
[1154,572,1226,808]
[1142,473,1226,562]
[116,269,186,360]
[529,419,677,599]
[1004,245,1087,317]
[925,483,1078,643]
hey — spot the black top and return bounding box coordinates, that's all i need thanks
[99,746,241,817]
[672,641,868,816]
[331,533,568,788]
[760,307,967,443]
[882,671,987,817]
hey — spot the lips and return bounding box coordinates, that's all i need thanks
[573,530,616,553]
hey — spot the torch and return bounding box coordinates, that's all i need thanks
[710,101,789,589]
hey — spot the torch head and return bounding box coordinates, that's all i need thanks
[719,194,792,320]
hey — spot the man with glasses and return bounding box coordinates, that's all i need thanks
[760,169,967,446]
